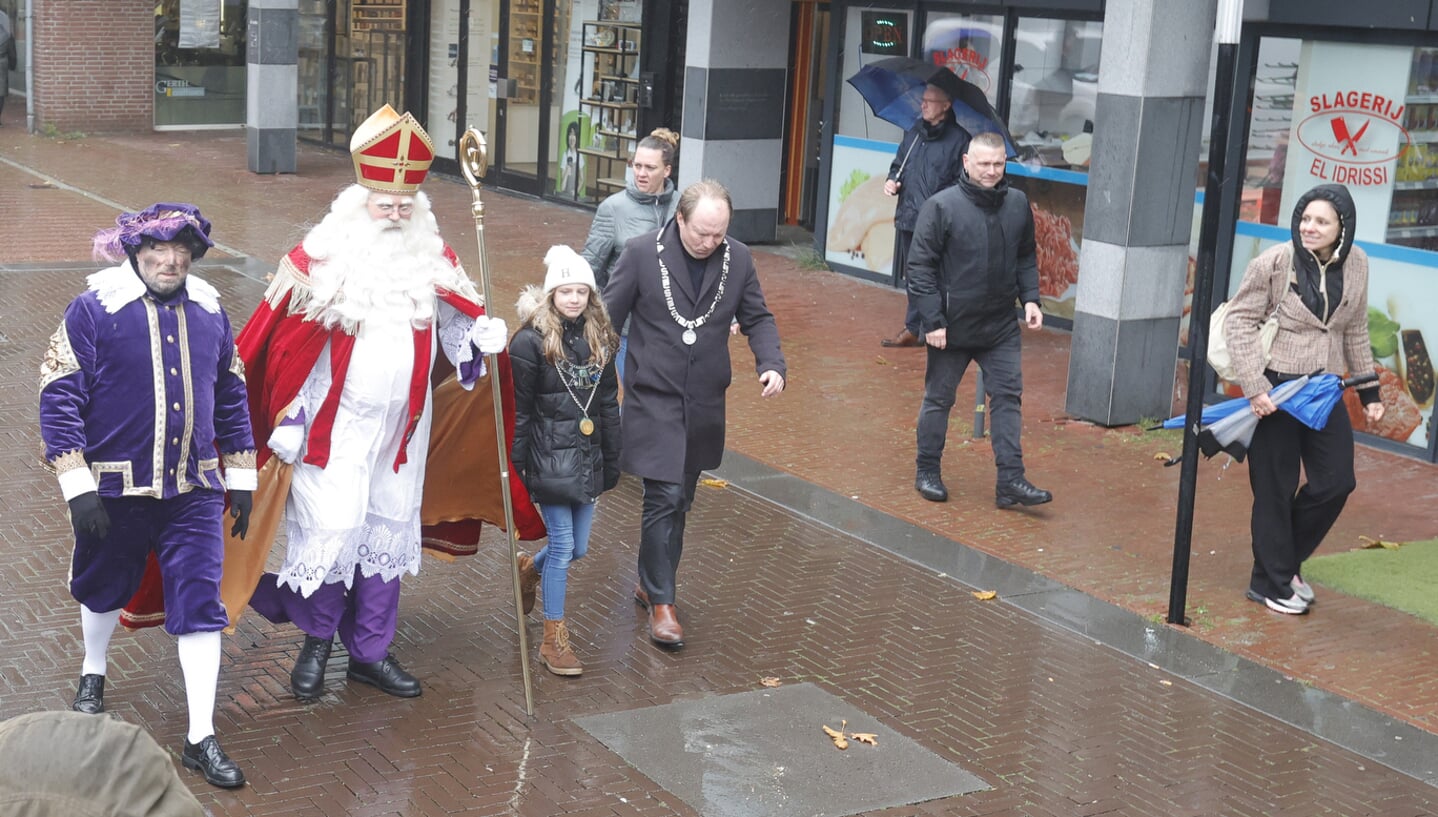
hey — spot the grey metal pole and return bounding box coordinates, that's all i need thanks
[973,369,986,438]
[1169,0,1244,626]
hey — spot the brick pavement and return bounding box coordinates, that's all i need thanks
[1,131,1436,814]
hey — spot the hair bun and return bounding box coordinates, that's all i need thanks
[648,127,679,148]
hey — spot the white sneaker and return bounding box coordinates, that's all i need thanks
[1246,588,1309,615]
[1290,576,1316,605]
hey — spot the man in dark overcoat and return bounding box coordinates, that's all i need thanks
[603,179,786,648]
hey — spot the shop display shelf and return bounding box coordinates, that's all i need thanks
[1386,225,1438,239]
[1394,180,1438,191]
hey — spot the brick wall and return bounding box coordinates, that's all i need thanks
[32,0,153,133]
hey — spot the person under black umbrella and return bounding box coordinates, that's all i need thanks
[879,84,970,348]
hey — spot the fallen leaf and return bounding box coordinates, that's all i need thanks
[1153,452,1171,461]
[876,355,891,365]
[760,677,782,688]
[849,732,878,746]
[699,478,729,489]
[972,590,998,601]
[1159,679,1173,686]
[28,181,57,189]
[822,723,848,750]
[1357,535,1401,550]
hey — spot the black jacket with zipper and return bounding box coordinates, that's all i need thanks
[509,319,621,505]
[906,170,1040,349]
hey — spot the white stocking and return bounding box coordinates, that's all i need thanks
[80,605,122,676]
[176,631,221,744]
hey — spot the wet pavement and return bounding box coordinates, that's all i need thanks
[1,130,1437,815]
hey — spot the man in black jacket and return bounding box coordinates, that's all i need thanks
[880,84,970,348]
[907,132,1052,509]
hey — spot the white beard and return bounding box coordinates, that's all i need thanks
[300,188,463,331]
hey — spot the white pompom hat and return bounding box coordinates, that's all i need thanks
[542,245,597,295]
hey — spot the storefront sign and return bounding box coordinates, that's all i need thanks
[860,12,907,56]
[1296,91,1411,186]
[1282,42,1411,242]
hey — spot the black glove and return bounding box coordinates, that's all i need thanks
[603,467,620,493]
[229,490,253,540]
[68,492,111,539]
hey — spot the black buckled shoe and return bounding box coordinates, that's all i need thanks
[995,478,1053,509]
[71,674,105,714]
[347,655,422,698]
[915,472,949,502]
[181,734,246,789]
[291,635,333,700]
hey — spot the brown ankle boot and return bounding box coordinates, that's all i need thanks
[517,552,540,615]
[540,619,583,676]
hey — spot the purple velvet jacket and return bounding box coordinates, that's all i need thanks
[39,264,256,500]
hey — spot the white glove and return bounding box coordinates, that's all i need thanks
[267,423,305,465]
[468,315,510,355]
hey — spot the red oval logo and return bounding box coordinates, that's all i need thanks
[1295,110,1411,166]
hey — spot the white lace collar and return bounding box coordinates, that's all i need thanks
[87,262,222,315]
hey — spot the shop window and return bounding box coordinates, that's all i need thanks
[154,0,247,129]
[1007,18,1102,170]
[1229,37,1438,452]
[921,12,1003,108]
[822,6,916,279]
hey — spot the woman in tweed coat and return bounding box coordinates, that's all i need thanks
[1222,183,1383,615]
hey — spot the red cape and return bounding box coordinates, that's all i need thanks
[118,245,545,630]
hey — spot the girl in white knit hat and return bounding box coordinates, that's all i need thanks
[507,246,622,675]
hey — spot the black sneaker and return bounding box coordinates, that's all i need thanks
[71,674,105,714]
[995,478,1052,508]
[182,735,246,788]
[915,472,948,502]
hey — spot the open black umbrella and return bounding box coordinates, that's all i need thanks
[847,56,1016,156]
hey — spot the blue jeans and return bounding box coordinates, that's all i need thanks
[616,334,628,383]
[534,502,596,621]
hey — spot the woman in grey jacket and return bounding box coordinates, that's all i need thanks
[580,128,678,380]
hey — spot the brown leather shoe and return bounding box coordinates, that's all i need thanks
[648,604,684,647]
[517,552,539,615]
[634,585,680,613]
[880,328,923,348]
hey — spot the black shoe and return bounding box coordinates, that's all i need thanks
[347,655,422,698]
[291,635,333,700]
[181,735,246,788]
[915,472,948,502]
[995,478,1052,508]
[71,674,105,714]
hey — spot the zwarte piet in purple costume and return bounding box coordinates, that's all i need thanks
[37,202,257,789]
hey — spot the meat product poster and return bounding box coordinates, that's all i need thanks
[1008,170,1086,320]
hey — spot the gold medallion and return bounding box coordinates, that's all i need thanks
[579,417,595,436]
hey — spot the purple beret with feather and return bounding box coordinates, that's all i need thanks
[92,202,214,262]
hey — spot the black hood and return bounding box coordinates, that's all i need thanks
[1290,183,1356,266]
[1289,183,1356,323]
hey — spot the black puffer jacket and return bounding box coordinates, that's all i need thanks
[907,170,1040,349]
[509,317,621,505]
[889,111,971,231]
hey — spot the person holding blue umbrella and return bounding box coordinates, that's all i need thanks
[878,83,969,348]
[1222,183,1384,615]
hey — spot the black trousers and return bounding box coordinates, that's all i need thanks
[892,227,922,335]
[638,471,701,606]
[915,332,1025,485]
[1245,403,1356,599]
